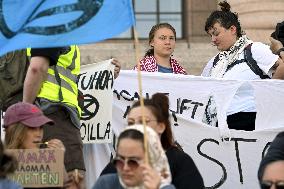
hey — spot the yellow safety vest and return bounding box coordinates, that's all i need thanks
[27,46,81,115]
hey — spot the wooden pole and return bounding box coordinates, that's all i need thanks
[133,27,149,164]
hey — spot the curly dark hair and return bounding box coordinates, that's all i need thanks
[205,1,243,37]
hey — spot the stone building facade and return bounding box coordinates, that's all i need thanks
[79,0,284,75]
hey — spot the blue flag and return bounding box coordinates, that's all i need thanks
[0,0,135,55]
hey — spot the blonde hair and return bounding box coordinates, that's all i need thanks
[5,123,28,149]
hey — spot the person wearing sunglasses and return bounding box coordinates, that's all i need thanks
[100,93,204,189]
[258,132,284,189]
[93,124,175,189]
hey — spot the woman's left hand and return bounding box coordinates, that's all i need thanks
[47,139,65,153]
[111,58,121,79]
[141,163,161,189]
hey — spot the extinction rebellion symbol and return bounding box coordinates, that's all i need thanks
[0,0,104,38]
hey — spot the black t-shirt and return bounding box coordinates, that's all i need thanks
[30,47,70,66]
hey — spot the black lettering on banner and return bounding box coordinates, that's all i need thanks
[131,92,141,101]
[113,90,121,100]
[0,0,104,38]
[113,89,151,120]
[224,137,257,184]
[170,111,179,126]
[123,106,131,119]
[96,70,113,90]
[119,90,132,101]
[197,138,227,189]
[80,123,87,141]
[81,94,99,121]
[169,98,204,121]
[262,142,271,159]
[114,89,151,102]
[191,101,204,119]
[80,121,111,142]
[79,70,113,91]
[180,99,191,114]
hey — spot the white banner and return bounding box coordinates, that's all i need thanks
[174,117,280,188]
[1,66,284,188]
[84,70,284,189]
[78,60,114,143]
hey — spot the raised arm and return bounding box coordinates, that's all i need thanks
[23,56,49,103]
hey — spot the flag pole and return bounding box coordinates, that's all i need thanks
[133,27,149,165]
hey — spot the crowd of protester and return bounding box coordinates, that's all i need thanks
[1,1,284,189]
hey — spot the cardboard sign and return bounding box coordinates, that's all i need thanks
[7,148,64,188]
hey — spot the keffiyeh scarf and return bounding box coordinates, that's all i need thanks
[210,35,253,78]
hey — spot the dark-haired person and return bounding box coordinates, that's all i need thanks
[258,132,284,189]
[93,125,175,189]
[100,93,204,189]
[0,140,22,189]
[134,23,187,74]
[269,37,284,79]
[201,1,284,131]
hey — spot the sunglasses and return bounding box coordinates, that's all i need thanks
[112,156,142,170]
[260,181,284,189]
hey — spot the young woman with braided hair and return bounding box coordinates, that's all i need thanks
[134,23,187,74]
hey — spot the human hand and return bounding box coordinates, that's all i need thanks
[47,139,65,153]
[141,163,161,189]
[270,37,283,55]
[64,169,85,189]
[111,58,121,79]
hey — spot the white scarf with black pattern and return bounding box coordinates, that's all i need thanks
[210,35,253,78]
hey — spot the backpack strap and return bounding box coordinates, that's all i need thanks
[226,59,246,72]
[212,54,220,67]
[244,44,270,79]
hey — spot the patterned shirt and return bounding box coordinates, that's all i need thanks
[134,55,187,74]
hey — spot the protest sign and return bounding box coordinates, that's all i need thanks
[7,148,64,188]
[84,70,284,188]
[78,60,114,143]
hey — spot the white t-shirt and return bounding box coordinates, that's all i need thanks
[202,42,279,115]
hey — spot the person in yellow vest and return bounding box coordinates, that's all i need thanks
[23,46,121,188]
